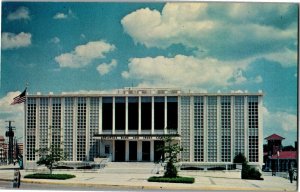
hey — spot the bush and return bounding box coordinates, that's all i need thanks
[234,153,247,164]
[181,167,203,170]
[148,176,195,183]
[208,167,226,170]
[242,163,263,180]
[53,166,73,169]
[24,173,75,180]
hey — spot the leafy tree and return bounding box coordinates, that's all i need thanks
[36,145,65,174]
[160,135,182,178]
[233,153,247,164]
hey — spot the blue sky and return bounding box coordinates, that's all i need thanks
[0,2,298,146]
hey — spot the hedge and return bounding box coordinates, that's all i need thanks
[148,176,195,183]
[24,173,76,180]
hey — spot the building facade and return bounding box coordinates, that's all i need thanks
[24,88,263,169]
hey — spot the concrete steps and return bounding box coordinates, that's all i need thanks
[102,162,159,174]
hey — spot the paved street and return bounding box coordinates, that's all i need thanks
[0,163,297,191]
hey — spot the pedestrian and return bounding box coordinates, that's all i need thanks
[12,169,18,188]
[17,169,21,188]
[288,167,294,183]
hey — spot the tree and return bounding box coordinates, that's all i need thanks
[160,135,182,178]
[36,145,65,174]
[282,145,295,151]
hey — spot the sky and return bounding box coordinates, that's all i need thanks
[0,2,298,146]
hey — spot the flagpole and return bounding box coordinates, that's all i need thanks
[23,83,28,169]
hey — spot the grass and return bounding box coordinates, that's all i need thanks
[24,173,76,180]
[148,176,195,183]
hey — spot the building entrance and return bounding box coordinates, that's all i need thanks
[115,140,125,162]
[154,140,164,162]
[142,141,150,161]
[129,141,137,161]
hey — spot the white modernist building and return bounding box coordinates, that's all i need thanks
[24,88,263,169]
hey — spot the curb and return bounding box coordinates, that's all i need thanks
[0,177,296,191]
[18,178,293,191]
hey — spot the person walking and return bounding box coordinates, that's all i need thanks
[17,169,21,188]
[288,166,294,183]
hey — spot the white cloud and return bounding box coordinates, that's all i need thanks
[97,59,117,75]
[53,9,75,20]
[262,48,297,67]
[122,55,251,88]
[7,7,30,21]
[53,13,68,19]
[1,32,32,50]
[263,106,297,132]
[50,37,60,44]
[231,69,247,84]
[0,92,25,141]
[55,40,116,68]
[121,3,296,61]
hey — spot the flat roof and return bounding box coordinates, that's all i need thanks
[26,92,264,98]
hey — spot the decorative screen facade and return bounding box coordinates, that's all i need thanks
[24,88,262,169]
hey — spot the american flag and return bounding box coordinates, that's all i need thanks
[11,88,27,105]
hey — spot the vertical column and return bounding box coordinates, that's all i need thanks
[48,98,52,148]
[61,98,65,152]
[244,96,248,161]
[112,97,115,134]
[177,96,181,136]
[217,96,221,162]
[138,97,141,134]
[203,96,208,162]
[164,96,167,134]
[125,140,129,161]
[99,97,102,134]
[86,97,90,161]
[112,140,115,161]
[35,98,40,161]
[190,96,194,162]
[150,140,154,162]
[151,96,154,135]
[258,95,263,166]
[125,97,128,134]
[73,97,77,161]
[23,98,27,168]
[137,141,142,161]
[231,96,234,162]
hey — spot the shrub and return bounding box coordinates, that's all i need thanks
[24,173,75,180]
[148,176,195,183]
[53,166,73,169]
[234,153,247,164]
[181,167,203,170]
[241,163,263,180]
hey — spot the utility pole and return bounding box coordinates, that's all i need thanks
[5,121,15,164]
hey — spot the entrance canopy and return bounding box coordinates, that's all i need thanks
[94,134,180,141]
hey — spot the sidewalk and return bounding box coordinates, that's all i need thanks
[0,163,297,191]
